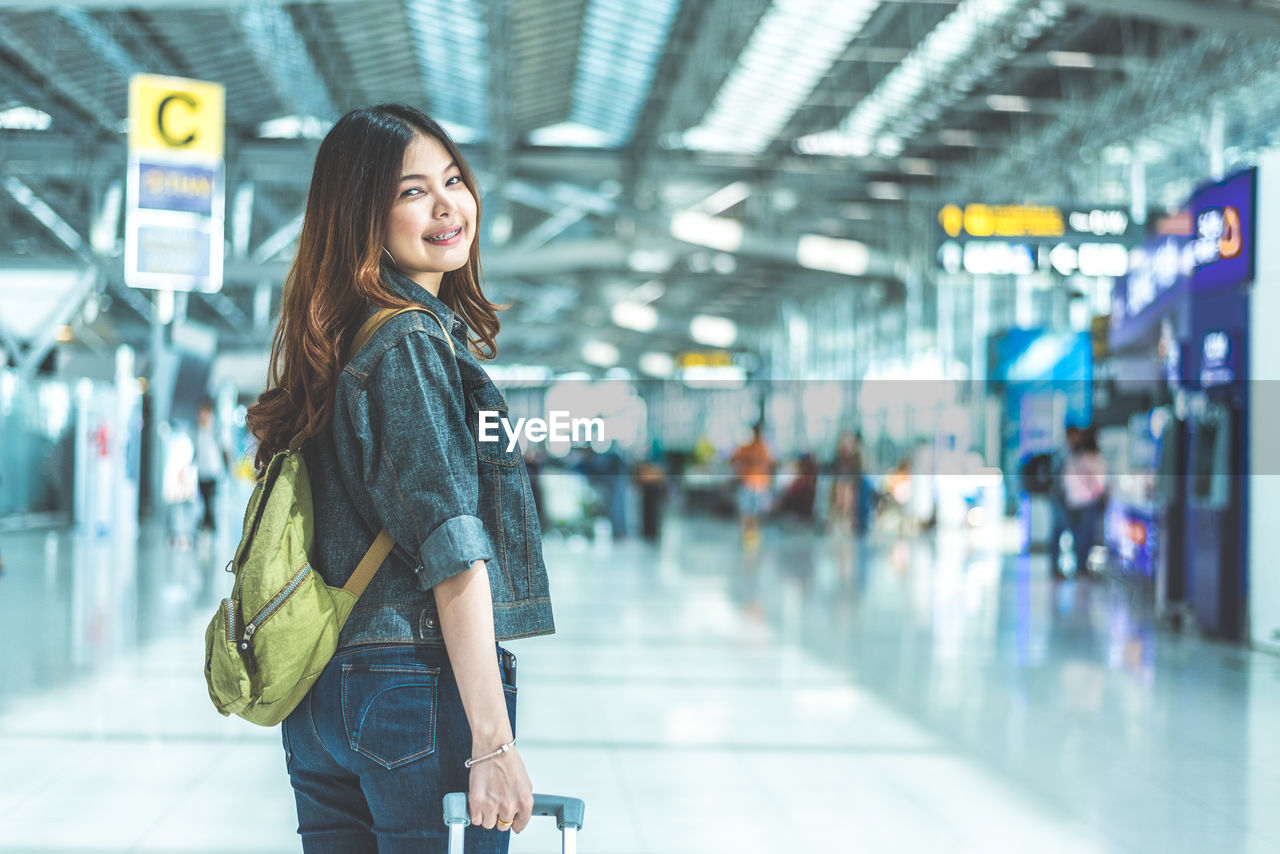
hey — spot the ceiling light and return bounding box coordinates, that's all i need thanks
[567,0,681,148]
[611,301,659,332]
[875,135,904,156]
[698,182,752,215]
[0,106,52,131]
[796,235,871,275]
[712,253,738,275]
[939,129,980,147]
[628,249,674,274]
[670,211,744,253]
[1047,51,1096,69]
[808,0,1064,156]
[868,182,904,200]
[682,0,885,155]
[639,352,675,378]
[681,365,747,388]
[628,280,666,304]
[257,114,329,139]
[901,157,936,176]
[528,121,613,148]
[795,131,873,157]
[582,340,620,367]
[987,95,1033,112]
[690,315,737,348]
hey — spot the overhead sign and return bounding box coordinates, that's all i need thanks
[1112,168,1257,334]
[936,202,1137,278]
[938,240,1130,278]
[128,75,225,159]
[938,203,1131,241]
[1189,168,1254,290]
[675,351,734,369]
[125,74,225,294]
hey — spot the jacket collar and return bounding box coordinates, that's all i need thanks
[381,264,466,337]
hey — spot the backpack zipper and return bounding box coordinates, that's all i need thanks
[225,598,237,639]
[238,563,311,653]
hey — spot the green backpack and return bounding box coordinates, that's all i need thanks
[204,305,453,726]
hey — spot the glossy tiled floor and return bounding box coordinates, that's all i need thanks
[0,500,1277,853]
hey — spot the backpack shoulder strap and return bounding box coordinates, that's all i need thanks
[348,305,456,363]
[343,528,395,597]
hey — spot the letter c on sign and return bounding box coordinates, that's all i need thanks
[157,93,199,148]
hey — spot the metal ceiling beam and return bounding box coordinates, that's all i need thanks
[0,20,120,137]
[1067,0,1280,35]
[0,0,367,7]
[626,0,728,194]
[946,30,1256,202]
[15,267,97,378]
[1,133,917,185]
[287,2,354,114]
[2,177,92,262]
[486,0,514,247]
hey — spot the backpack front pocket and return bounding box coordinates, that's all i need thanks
[204,598,252,716]
[340,663,441,769]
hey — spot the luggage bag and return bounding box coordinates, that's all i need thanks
[443,792,586,854]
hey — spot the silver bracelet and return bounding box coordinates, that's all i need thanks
[464,739,515,768]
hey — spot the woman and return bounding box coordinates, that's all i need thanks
[246,104,555,853]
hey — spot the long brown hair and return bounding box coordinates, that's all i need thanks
[246,104,502,472]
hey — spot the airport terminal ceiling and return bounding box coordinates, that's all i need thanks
[1,0,1279,371]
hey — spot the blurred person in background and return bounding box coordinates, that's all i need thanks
[162,427,198,550]
[828,430,863,533]
[195,397,230,534]
[885,455,913,535]
[778,452,819,525]
[633,454,668,543]
[1048,426,1081,579]
[730,422,775,549]
[1063,426,1108,579]
[577,440,629,540]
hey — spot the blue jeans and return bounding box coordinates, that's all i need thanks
[1067,502,1102,575]
[282,642,517,853]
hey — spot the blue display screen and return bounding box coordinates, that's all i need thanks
[1190,169,1255,291]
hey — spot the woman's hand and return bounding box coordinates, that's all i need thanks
[468,746,534,833]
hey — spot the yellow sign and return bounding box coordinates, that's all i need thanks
[938,203,1065,238]
[129,74,224,158]
[676,351,733,369]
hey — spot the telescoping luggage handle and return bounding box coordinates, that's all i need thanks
[443,792,585,854]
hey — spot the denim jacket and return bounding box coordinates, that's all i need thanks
[305,267,555,647]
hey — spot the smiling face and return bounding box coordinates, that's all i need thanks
[383,133,478,296]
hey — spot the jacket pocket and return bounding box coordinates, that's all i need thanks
[468,379,534,600]
[469,380,522,467]
[340,663,440,769]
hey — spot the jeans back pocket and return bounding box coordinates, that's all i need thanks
[340,663,440,770]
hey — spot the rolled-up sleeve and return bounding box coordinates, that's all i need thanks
[345,329,493,590]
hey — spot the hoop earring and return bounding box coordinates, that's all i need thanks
[382,246,396,265]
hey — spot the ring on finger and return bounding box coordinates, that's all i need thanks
[496,817,513,829]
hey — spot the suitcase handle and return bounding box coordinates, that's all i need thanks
[443,792,586,831]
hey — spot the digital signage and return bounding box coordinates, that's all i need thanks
[1111,167,1257,338]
